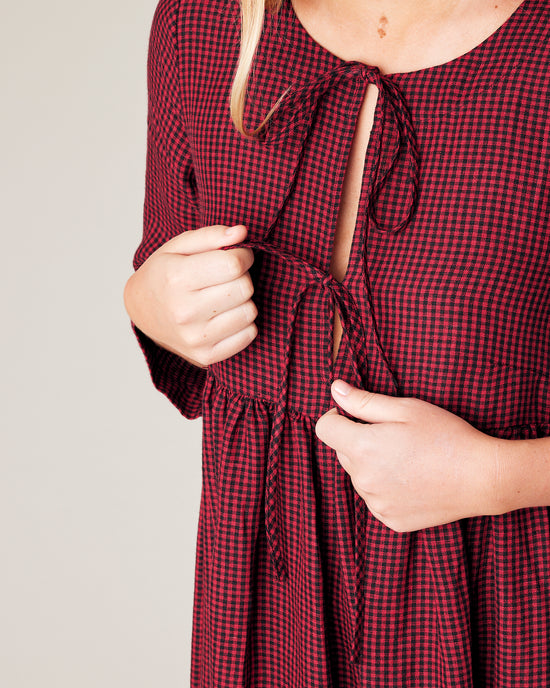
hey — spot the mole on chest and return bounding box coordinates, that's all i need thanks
[378,15,388,39]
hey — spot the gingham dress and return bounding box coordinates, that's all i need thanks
[132,0,550,685]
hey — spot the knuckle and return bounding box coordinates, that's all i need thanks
[396,396,418,417]
[375,501,390,518]
[199,224,219,242]
[357,391,376,413]
[239,274,255,301]
[382,516,406,533]
[391,523,408,534]
[163,265,181,290]
[238,323,258,348]
[174,300,196,326]
[370,500,391,522]
[186,327,209,350]
[245,300,258,322]
[203,350,218,367]
[196,346,216,367]
[246,322,258,341]
[164,262,193,293]
[369,504,407,533]
[243,248,255,269]
[354,472,372,495]
[175,308,191,326]
[177,329,195,352]
[225,251,245,278]
[169,272,190,293]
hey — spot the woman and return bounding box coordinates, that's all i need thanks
[124,0,550,685]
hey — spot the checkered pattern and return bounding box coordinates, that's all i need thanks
[131,0,550,685]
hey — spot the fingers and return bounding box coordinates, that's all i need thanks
[162,224,248,255]
[203,301,258,341]
[315,408,369,460]
[182,304,258,366]
[207,323,259,365]
[331,380,411,424]
[172,276,258,365]
[181,246,255,290]
[183,272,254,319]
[129,223,261,367]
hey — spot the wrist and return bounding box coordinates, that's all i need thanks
[489,436,550,514]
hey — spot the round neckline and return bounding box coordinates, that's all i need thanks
[286,0,532,79]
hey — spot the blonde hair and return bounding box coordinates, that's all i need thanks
[230,0,286,138]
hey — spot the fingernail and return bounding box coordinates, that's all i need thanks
[332,379,351,396]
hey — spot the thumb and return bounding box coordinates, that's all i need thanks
[163,224,248,255]
[331,379,404,423]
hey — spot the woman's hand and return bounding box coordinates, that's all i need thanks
[123,224,258,368]
[315,380,505,532]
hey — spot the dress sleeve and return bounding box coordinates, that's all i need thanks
[131,0,206,420]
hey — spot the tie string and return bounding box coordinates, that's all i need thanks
[231,62,416,664]
[259,62,420,235]
[236,239,398,663]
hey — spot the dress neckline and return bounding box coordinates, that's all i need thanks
[285,0,533,79]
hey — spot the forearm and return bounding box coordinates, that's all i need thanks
[495,435,550,513]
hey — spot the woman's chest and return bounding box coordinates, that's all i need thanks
[191,75,550,368]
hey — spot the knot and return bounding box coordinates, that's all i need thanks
[321,272,336,290]
[257,61,419,234]
[237,59,415,651]
[260,62,367,142]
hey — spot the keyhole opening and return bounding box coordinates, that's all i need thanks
[329,84,378,364]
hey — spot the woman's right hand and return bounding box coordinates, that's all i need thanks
[123,224,257,368]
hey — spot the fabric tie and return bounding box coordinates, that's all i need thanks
[259,61,419,235]
[235,62,418,663]
[237,239,398,665]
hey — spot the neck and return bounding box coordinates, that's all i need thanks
[292,0,524,73]
[320,0,463,36]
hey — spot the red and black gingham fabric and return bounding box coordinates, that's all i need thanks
[132,0,550,685]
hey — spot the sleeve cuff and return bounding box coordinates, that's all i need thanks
[131,323,207,419]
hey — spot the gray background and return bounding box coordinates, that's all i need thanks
[2,1,203,685]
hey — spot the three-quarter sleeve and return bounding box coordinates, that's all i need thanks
[131,0,206,419]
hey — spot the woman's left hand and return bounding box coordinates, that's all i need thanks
[315,380,505,532]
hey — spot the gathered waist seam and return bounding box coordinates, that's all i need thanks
[205,369,329,421]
